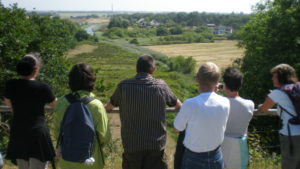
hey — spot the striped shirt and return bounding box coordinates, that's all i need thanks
[110,73,178,152]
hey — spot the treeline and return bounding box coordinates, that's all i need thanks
[0,4,97,153]
[0,4,93,98]
[108,12,250,29]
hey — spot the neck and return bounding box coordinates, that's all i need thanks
[23,74,36,80]
[199,85,214,93]
[226,91,239,98]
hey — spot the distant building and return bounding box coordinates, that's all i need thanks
[150,20,160,26]
[207,24,215,27]
[214,26,233,35]
[137,18,147,27]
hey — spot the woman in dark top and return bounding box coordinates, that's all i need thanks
[3,54,57,169]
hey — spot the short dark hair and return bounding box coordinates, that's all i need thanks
[223,67,243,91]
[271,64,298,85]
[69,63,96,92]
[16,53,41,76]
[136,55,155,73]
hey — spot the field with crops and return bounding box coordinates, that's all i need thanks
[143,40,244,68]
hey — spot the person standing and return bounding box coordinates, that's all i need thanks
[106,55,182,169]
[221,67,254,169]
[259,64,300,169]
[174,62,230,169]
[3,54,57,169]
[53,63,110,169]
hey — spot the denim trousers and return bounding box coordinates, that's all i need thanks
[181,147,224,169]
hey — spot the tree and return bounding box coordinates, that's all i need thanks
[238,0,300,104]
[75,30,90,41]
[156,26,169,36]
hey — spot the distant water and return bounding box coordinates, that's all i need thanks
[85,25,97,35]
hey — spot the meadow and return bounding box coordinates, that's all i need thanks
[143,40,244,68]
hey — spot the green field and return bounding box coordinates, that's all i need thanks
[143,40,244,69]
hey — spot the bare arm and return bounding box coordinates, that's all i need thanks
[105,102,114,112]
[4,97,12,108]
[175,99,182,110]
[258,97,275,113]
[47,98,57,108]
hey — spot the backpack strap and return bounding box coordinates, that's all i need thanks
[278,105,295,118]
[81,96,95,105]
[278,105,294,155]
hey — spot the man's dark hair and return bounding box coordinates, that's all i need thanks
[223,67,243,91]
[136,55,155,73]
[69,63,96,92]
[16,53,41,76]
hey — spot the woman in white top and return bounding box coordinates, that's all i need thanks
[259,64,300,169]
[221,67,254,169]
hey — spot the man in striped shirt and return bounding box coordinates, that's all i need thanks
[106,55,182,169]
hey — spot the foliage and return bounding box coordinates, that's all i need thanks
[75,29,91,41]
[168,56,197,74]
[170,26,183,35]
[108,16,130,29]
[129,38,139,45]
[156,26,170,36]
[108,12,250,30]
[236,0,300,159]
[0,4,85,152]
[237,0,300,104]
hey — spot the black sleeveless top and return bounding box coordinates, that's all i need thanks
[4,79,56,163]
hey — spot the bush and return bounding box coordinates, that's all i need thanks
[156,26,169,36]
[130,38,139,45]
[168,56,196,74]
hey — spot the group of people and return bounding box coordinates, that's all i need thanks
[2,53,300,169]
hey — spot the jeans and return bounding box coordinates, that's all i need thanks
[181,148,224,169]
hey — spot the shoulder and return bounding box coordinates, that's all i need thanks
[237,97,255,108]
[31,81,52,90]
[119,77,137,84]
[182,96,200,107]
[214,93,230,104]
[268,89,288,101]
[88,99,105,112]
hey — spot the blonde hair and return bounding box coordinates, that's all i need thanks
[196,62,220,87]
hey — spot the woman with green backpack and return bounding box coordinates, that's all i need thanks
[53,63,111,169]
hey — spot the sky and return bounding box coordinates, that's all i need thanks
[2,0,262,13]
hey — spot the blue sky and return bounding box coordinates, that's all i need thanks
[2,0,262,13]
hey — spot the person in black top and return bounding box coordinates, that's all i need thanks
[3,53,57,169]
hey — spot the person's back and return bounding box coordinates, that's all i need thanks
[106,55,181,169]
[221,67,254,169]
[114,74,176,151]
[4,54,56,169]
[225,97,254,137]
[54,63,110,169]
[175,92,229,152]
[174,62,230,169]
